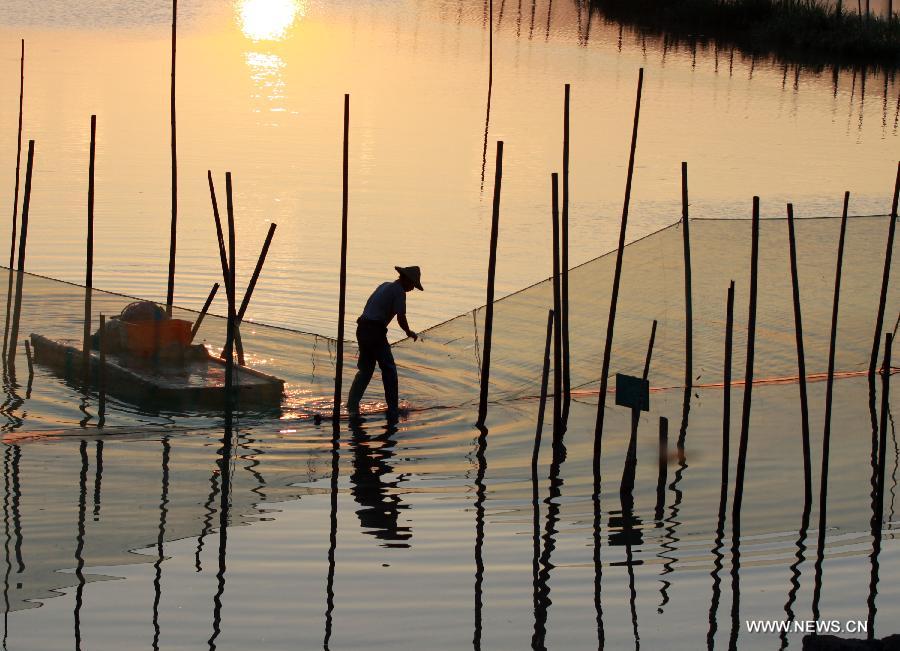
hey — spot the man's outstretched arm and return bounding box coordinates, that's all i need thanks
[397,313,417,341]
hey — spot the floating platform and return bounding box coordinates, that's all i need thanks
[29,333,284,411]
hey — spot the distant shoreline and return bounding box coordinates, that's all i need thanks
[591,0,900,68]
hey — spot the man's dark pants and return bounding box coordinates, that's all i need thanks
[346,318,398,417]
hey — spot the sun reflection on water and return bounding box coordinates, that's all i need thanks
[237,0,305,42]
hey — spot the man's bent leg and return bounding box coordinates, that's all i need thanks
[347,348,376,417]
[376,342,399,419]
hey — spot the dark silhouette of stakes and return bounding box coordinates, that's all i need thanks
[4,40,24,358]
[594,67,644,465]
[98,313,107,425]
[190,283,220,344]
[677,161,693,453]
[868,162,899,376]
[812,191,850,624]
[729,200,760,651]
[166,0,178,316]
[476,141,504,427]
[333,94,349,425]
[731,200,760,545]
[561,83,571,424]
[82,115,97,381]
[786,203,813,508]
[532,309,554,473]
[7,140,35,370]
[223,173,238,426]
[707,279,734,649]
[551,173,563,442]
[655,416,668,521]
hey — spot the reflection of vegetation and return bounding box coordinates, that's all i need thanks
[590,0,900,65]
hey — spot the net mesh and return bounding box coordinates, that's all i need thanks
[0,213,895,427]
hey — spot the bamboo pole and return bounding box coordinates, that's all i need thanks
[678,161,693,452]
[333,94,350,425]
[731,198,760,547]
[593,68,644,465]
[812,190,850,624]
[207,173,235,311]
[532,309,554,473]
[476,140,504,427]
[868,162,899,376]
[655,416,668,521]
[786,203,813,509]
[561,83,571,424]
[4,40,25,357]
[7,140,35,368]
[82,115,97,379]
[551,173,562,442]
[166,0,178,316]
[8,40,23,272]
[223,173,237,423]
[190,283,219,343]
[720,280,735,529]
[98,313,107,424]
[234,222,277,365]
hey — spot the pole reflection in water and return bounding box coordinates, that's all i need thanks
[73,441,88,651]
[152,437,171,651]
[866,335,892,638]
[473,424,487,651]
[323,422,339,650]
[209,425,233,651]
[92,441,103,522]
[534,444,563,651]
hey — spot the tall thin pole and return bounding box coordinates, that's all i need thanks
[680,162,692,405]
[868,162,899,376]
[4,40,25,356]
[731,198,760,547]
[532,310,554,473]
[7,141,35,368]
[82,115,96,376]
[223,173,237,426]
[720,280,735,531]
[551,173,562,442]
[8,40,24,272]
[677,161,694,454]
[333,94,350,424]
[561,83,571,424]
[812,191,850,624]
[786,203,813,509]
[476,140,504,427]
[593,68,644,465]
[166,0,178,316]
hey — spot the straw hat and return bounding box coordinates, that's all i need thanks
[395,265,424,291]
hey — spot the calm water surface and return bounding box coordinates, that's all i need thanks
[0,0,898,338]
[0,2,897,649]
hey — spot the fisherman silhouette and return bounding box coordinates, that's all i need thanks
[346,266,422,422]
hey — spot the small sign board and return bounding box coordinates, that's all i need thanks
[615,373,649,411]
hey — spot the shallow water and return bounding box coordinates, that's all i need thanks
[0,1,898,648]
[0,0,898,340]
[0,213,897,648]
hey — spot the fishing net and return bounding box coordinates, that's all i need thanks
[0,213,895,429]
[401,213,898,409]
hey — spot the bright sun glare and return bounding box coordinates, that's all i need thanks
[237,0,304,42]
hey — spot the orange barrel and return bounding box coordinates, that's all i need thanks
[123,319,193,357]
